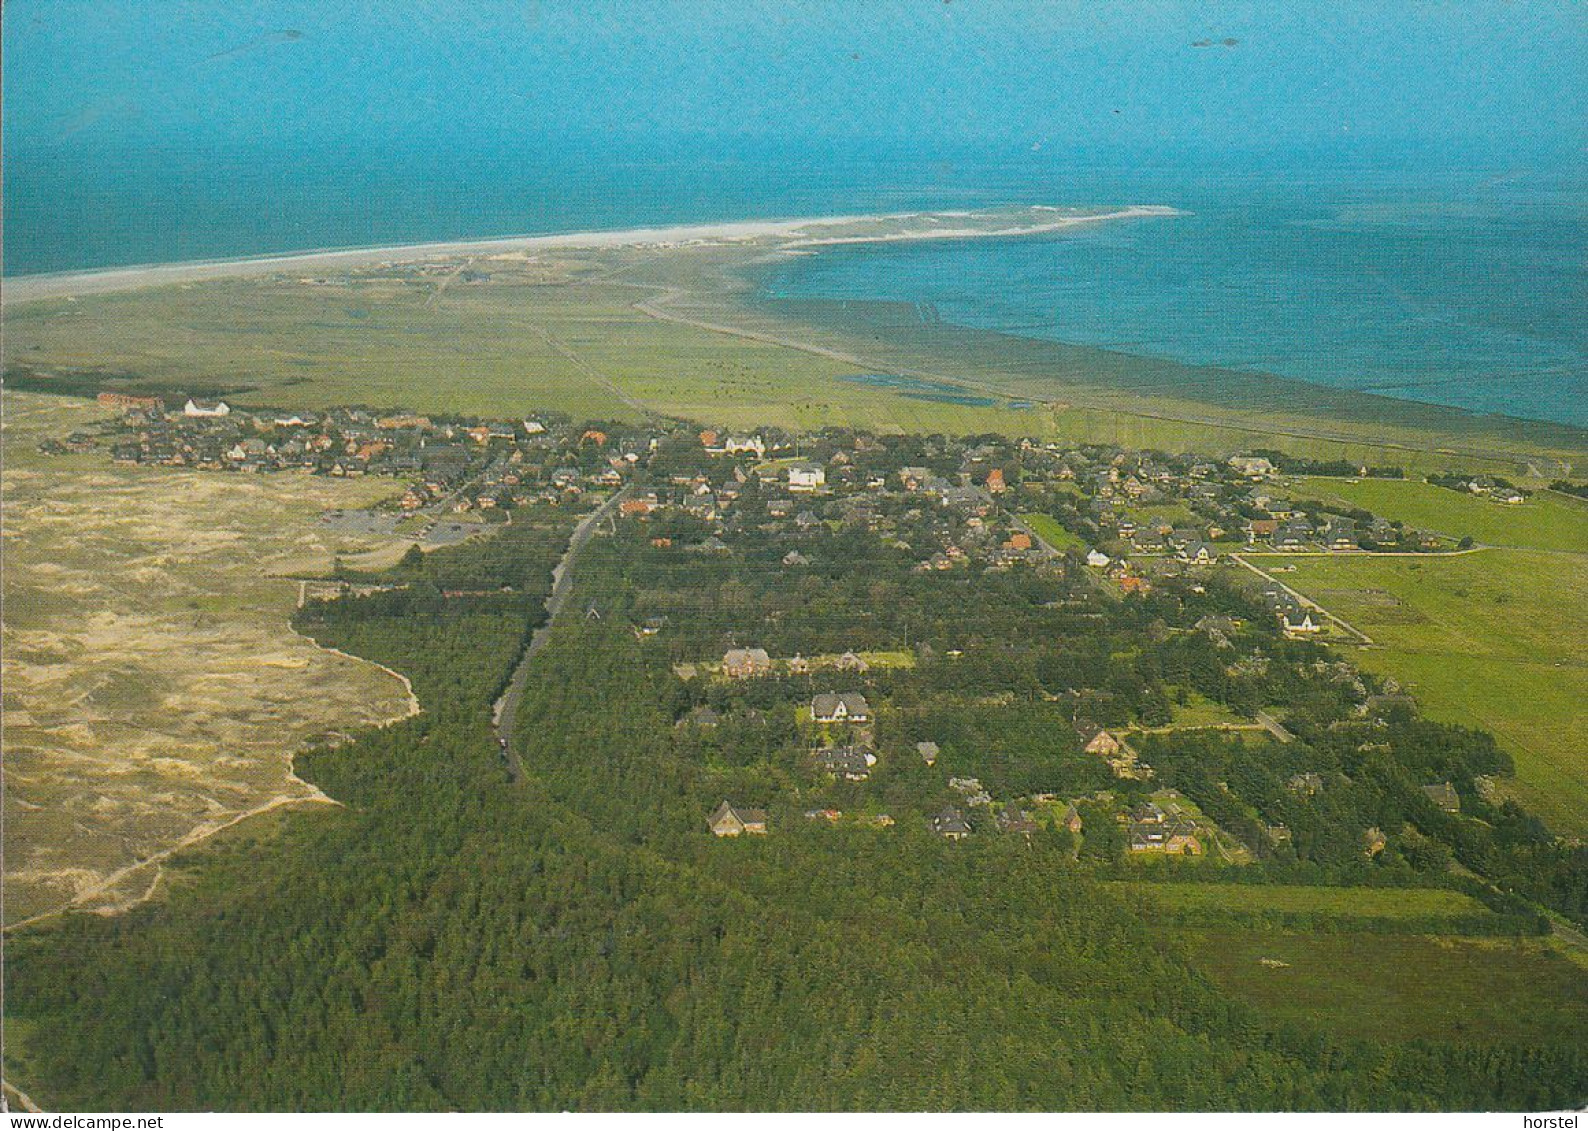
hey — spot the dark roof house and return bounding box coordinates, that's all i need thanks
[812,692,872,723]
[932,808,972,840]
[709,801,769,837]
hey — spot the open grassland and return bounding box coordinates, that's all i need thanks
[1017,512,1087,552]
[1278,549,1588,834]
[8,236,1584,474]
[1160,691,1258,730]
[5,266,1061,440]
[6,271,637,421]
[1294,476,1588,551]
[1,394,417,924]
[1130,882,1489,921]
[1173,928,1588,1044]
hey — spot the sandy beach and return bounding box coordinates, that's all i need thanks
[1,205,1180,304]
[781,205,1180,248]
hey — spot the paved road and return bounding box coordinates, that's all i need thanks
[492,485,632,777]
[1255,711,1296,743]
[2,1079,44,1113]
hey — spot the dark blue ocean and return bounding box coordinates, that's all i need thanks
[5,144,1584,426]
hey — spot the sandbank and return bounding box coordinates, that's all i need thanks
[2,205,1180,304]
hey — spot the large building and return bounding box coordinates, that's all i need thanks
[788,463,826,491]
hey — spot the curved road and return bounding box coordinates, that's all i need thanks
[492,485,632,777]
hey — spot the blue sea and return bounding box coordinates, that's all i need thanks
[6,145,1584,426]
[759,166,1588,428]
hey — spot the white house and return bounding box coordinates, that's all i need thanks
[788,463,826,492]
[1281,608,1322,635]
[811,692,871,723]
[184,398,231,418]
[724,435,766,458]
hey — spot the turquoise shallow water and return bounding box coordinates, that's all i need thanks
[6,146,1584,426]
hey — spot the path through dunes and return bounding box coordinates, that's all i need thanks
[1,394,419,923]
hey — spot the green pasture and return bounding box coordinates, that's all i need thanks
[1161,691,1252,730]
[1280,549,1588,834]
[1017,512,1087,552]
[1124,501,1201,530]
[1129,882,1488,920]
[1295,476,1588,552]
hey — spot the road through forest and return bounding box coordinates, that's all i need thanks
[492,485,633,777]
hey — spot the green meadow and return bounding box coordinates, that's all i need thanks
[1295,476,1588,552]
[1017,512,1088,552]
[1160,691,1261,730]
[1275,476,1586,833]
[1279,549,1588,834]
[1129,882,1489,921]
[1173,929,1588,1045]
[4,269,1065,439]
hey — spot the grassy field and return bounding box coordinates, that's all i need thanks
[1277,549,1588,834]
[1173,928,1588,1044]
[1160,691,1257,730]
[1018,512,1088,552]
[8,238,1584,473]
[1,263,1048,437]
[1,394,418,924]
[1123,501,1202,530]
[1294,476,1588,552]
[1129,882,1490,920]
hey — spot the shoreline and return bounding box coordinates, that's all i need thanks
[733,287,1588,455]
[8,200,1579,452]
[1,205,1179,304]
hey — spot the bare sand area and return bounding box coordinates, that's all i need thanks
[1,393,418,924]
